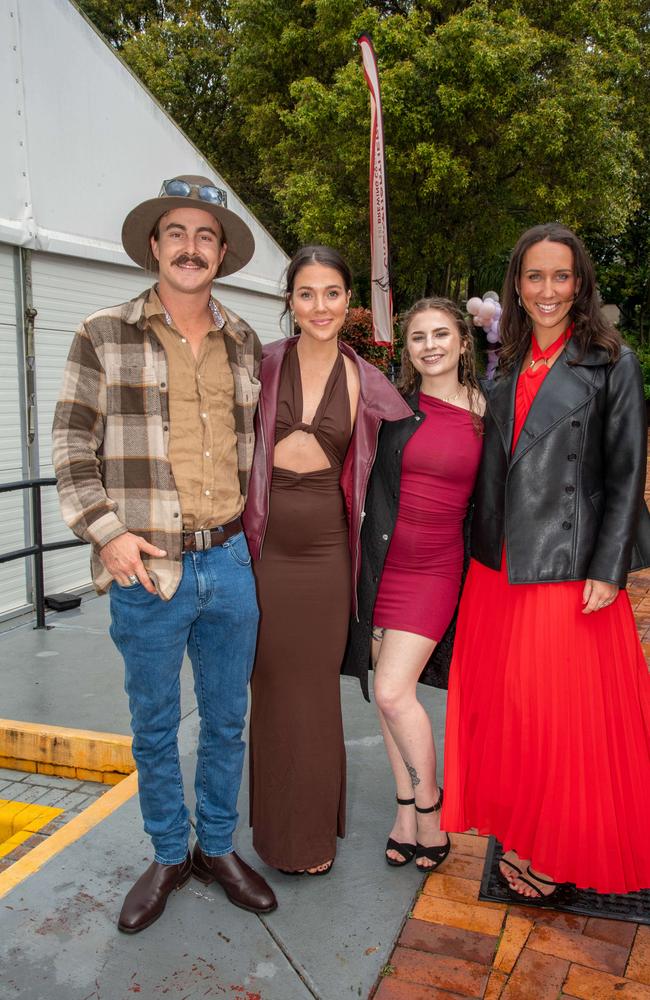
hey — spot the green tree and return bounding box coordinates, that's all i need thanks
[229,0,645,307]
[77,0,649,317]
[118,2,232,174]
[75,0,159,48]
[585,1,650,341]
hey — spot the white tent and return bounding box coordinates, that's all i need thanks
[0,0,290,618]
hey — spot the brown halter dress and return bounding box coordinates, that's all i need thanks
[249,344,352,870]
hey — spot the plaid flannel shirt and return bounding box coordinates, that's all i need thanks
[52,287,262,600]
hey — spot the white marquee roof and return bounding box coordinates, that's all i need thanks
[0,0,288,295]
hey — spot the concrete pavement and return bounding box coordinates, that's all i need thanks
[0,595,445,1000]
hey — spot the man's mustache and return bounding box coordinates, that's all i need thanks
[172,253,209,269]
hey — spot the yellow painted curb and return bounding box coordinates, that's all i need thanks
[0,771,138,899]
[0,719,134,782]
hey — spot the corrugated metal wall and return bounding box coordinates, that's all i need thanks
[0,245,28,615]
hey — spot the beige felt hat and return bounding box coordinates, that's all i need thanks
[121,174,255,277]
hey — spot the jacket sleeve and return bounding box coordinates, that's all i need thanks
[587,350,647,586]
[51,323,127,549]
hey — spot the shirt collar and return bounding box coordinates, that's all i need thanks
[145,286,226,333]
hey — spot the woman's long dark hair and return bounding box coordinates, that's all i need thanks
[398,297,483,434]
[282,245,352,319]
[499,223,621,373]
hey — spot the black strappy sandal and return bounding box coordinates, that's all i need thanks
[385,795,417,867]
[506,866,576,909]
[415,787,451,872]
[498,853,524,888]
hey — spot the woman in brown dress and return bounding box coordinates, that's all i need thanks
[243,246,411,874]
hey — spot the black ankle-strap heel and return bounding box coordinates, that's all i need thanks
[415,787,450,872]
[415,786,443,814]
[385,795,417,867]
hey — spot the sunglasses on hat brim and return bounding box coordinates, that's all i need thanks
[159,179,228,207]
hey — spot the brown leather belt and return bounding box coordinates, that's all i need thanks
[182,516,243,552]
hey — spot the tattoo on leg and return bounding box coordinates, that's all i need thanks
[371,625,385,642]
[404,760,421,787]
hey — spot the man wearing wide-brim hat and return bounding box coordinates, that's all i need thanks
[53,175,277,932]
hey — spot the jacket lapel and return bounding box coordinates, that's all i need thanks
[483,372,517,458]
[511,353,600,463]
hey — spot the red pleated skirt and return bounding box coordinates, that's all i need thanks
[442,557,650,893]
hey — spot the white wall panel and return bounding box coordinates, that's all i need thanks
[0,244,28,615]
[216,285,287,345]
[1,0,289,292]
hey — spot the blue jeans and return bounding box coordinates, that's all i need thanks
[109,533,258,865]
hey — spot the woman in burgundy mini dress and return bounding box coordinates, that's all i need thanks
[346,298,484,870]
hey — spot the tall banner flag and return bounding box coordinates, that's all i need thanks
[357,33,393,346]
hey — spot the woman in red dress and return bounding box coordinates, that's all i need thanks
[345,299,484,871]
[443,223,650,901]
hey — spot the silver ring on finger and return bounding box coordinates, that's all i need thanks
[128,574,138,585]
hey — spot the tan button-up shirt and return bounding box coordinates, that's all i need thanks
[145,288,244,530]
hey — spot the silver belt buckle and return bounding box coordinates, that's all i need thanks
[194,528,213,551]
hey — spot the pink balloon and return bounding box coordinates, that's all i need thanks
[472,315,483,326]
[466,297,483,316]
[479,300,496,321]
[492,301,502,319]
[486,324,500,344]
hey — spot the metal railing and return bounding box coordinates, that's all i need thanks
[0,478,85,629]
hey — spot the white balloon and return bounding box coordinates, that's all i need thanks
[479,300,496,321]
[483,290,500,302]
[466,297,483,316]
[472,315,483,326]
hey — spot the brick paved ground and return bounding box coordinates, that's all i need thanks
[372,463,650,999]
[373,826,650,999]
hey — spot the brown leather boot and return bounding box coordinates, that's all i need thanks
[191,844,277,913]
[118,853,192,933]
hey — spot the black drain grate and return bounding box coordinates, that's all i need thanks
[479,837,650,925]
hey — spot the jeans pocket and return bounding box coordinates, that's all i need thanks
[224,532,252,567]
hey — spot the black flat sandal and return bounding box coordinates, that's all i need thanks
[498,854,524,888]
[506,867,576,909]
[385,795,417,867]
[415,787,451,872]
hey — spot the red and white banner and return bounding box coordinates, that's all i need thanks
[357,33,393,346]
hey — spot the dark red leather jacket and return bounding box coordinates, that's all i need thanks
[242,336,411,616]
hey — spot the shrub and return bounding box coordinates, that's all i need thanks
[340,307,397,375]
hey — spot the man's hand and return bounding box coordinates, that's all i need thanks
[582,578,619,614]
[100,532,166,594]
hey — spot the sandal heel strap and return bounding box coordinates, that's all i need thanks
[396,796,415,806]
[415,787,444,814]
